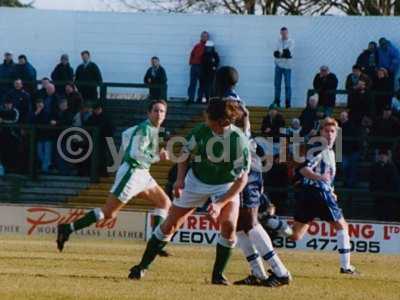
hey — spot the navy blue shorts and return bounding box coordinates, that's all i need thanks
[240,170,263,209]
[294,186,343,223]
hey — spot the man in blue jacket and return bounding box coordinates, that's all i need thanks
[377,38,399,90]
[15,55,37,97]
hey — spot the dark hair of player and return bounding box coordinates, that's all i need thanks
[215,66,239,97]
[148,99,167,112]
[206,98,244,125]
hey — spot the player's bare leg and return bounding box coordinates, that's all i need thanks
[57,194,125,252]
[289,221,309,241]
[128,205,195,280]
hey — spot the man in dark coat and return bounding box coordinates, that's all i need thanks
[299,93,319,138]
[75,50,103,101]
[356,41,379,79]
[313,65,338,116]
[261,106,286,142]
[15,55,37,97]
[144,56,167,100]
[86,102,114,176]
[0,52,16,102]
[51,54,74,96]
[4,79,31,123]
[199,40,219,102]
[42,83,59,117]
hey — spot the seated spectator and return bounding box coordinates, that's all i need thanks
[43,83,59,117]
[356,41,379,79]
[371,106,400,151]
[65,82,83,115]
[0,52,16,102]
[30,99,52,173]
[345,65,362,94]
[199,41,219,102]
[75,50,103,101]
[372,67,393,115]
[261,106,286,142]
[347,77,371,126]
[313,65,338,117]
[72,101,92,127]
[377,38,399,89]
[299,94,319,138]
[143,56,167,100]
[286,118,301,137]
[215,66,240,99]
[339,111,362,188]
[369,148,400,221]
[0,98,20,172]
[5,79,31,123]
[86,102,114,176]
[15,54,37,97]
[51,54,74,96]
[51,98,73,127]
[263,154,289,215]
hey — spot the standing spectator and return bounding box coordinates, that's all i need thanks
[339,111,362,188]
[215,66,240,99]
[35,77,52,101]
[377,38,400,89]
[15,55,37,97]
[75,50,103,101]
[30,99,52,173]
[86,102,114,176]
[65,82,83,115]
[299,94,319,138]
[0,98,20,172]
[347,78,371,125]
[51,54,74,96]
[187,31,208,103]
[143,56,167,100]
[5,79,31,123]
[0,52,16,102]
[356,41,379,79]
[43,83,59,117]
[372,67,393,115]
[199,40,219,102]
[261,106,286,142]
[313,65,338,117]
[273,27,294,108]
[345,65,362,94]
[369,148,400,221]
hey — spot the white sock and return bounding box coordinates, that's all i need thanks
[248,224,289,277]
[265,217,293,237]
[153,208,168,219]
[237,231,267,280]
[337,229,351,269]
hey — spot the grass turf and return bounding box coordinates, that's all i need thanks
[0,235,399,300]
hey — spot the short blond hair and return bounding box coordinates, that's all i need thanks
[320,117,339,130]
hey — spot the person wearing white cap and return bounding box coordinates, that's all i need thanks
[199,40,219,102]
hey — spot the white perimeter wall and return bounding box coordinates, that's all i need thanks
[0,7,399,107]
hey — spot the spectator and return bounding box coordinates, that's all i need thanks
[0,52,16,102]
[75,50,103,101]
[30,99,52,173]
[15,54,37,97]
[199,40,219,102]
[5,79,31,123]
[43,83,59,117]
[356,41,379,79]
[339,111,362,188]
[65,82,83,115]
[369,148,400,221]
[188,31,209,103]
[371,106,400,151]
[273,27,294,108]
[347,77,371,125]
[51,54,74,96]
[345,65,362,93]
[72,101,92,127]
[286,118,301,137]
[299,94,319,138]
[263,154,289,215]
[261,106,286,142]
[86,102,114,176]
[313,65,338,117]
[0,98,20,172]
[377,38,400,89]
[215,66,240,99]
[143,56,167,100]
[35,77,52,101]
[51,99,74,175]
[372,67,393,115]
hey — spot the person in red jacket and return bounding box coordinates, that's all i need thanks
[188,31,208,103]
